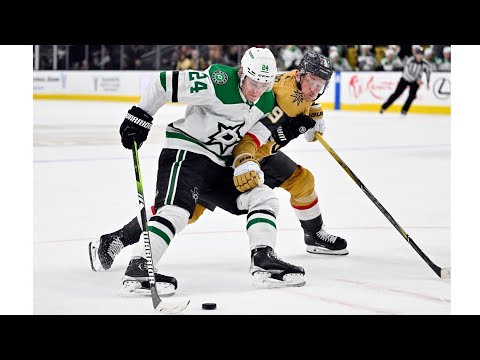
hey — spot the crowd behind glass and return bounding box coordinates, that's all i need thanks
[34,45,451,72]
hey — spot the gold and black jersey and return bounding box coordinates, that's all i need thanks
[232,71,324,161]
[269,71,312,122]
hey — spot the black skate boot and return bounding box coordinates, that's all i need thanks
[89,217,142,272]
[304,226,348,255]
[250,246,305,288]
[119,257,178,297]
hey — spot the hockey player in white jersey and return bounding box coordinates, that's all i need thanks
[90,47,306,295]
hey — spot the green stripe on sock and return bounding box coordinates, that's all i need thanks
[148,226,171,245]
[246,218,276,230]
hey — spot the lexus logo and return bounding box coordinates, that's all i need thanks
[433,78,450,100]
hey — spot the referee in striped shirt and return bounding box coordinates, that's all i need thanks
[380,45,431,115]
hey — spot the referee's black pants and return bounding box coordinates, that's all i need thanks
[381,77,420,113]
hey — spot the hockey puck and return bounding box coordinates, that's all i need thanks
[202,303,216,310]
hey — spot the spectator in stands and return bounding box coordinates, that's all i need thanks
[329,50,352,71]
[69,45,85,69]
[357,45,376,71]
[224,45,240,67]
[128,45,146,70]
[175,46,197,70]
[424,47,438,71]
[437,46,451,72]
[380,48,404,71]
[328,46,338,58]
[53,47,66,69]
[206,45,230,67]
[388,45,402,61]
[176,52,194,70]
[280,45,304,70]
[190,48,207,70]
[301,45,322,55]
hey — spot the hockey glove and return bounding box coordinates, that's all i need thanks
[119,106,154,149]
[305,102,326,142]
[271,115,316,147]
[233,154,264,192]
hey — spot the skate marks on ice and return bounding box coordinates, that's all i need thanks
[33,102,450,314]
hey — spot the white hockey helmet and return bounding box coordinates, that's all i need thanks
[240,47,277,87]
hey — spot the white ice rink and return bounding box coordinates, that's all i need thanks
[33,100,451,315]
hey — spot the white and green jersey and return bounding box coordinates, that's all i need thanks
[139,64,275,166]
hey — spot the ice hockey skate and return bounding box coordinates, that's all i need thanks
[119,257,178,297]
[89,231,125,272]
[250,246,305,288]
[304,226,348,255]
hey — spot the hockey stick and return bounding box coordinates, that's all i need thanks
[314,133,450,279]
[132,141,190,313]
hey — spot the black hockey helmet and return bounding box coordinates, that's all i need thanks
[297,51,334,98]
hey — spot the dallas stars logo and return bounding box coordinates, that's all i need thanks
[212,70,228,85]
[205,122,244,154]
[291,89,305,106]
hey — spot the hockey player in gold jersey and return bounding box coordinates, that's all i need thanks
[204,51,349,255]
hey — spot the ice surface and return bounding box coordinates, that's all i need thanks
[33,101,450,314]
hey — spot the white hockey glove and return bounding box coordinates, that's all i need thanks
[233,154,264,192]
[305,102,325,142]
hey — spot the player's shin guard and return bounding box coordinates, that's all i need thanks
[121,205,189,296]
[238,185,279,250]
[238,186,306,287]
[129,205,189,266]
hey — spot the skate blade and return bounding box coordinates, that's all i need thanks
[306,245,349,255]
[155,300,190,314]
[252,272,306,289]
[118,281,176,297]
[88,242,104,272]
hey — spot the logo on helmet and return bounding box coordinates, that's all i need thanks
[240,47,277,86]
